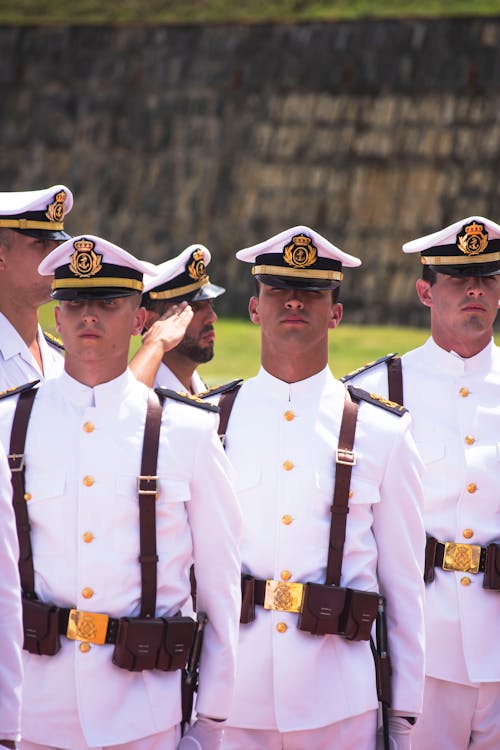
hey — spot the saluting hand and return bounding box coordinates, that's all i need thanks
[177,715,224,750]
[143,302,194,353]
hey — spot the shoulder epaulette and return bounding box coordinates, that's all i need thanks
[154,387,219,413]
[43,330,65,351]
[0,380,40,401]
[340,353,399,383]
[197,378,244,400]
[347,384,407,416]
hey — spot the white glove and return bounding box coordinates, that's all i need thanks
[177,716,224,750]
[376,715,414,750]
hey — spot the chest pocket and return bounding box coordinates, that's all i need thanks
[414,437,446,466]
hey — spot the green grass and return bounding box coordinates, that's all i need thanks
[2,0,500,24]
[40,302,431,384]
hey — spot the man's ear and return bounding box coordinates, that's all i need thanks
[328,302,343,330]
[248,296,260,325]
[54,306,61,332]
[415,279,433,308]
[133,306,148,336]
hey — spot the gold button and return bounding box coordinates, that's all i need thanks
[82,531,94,544]
[459,387,470,397]
[465,435,475,445]
[82,587,94,599]
[280,570,292,581]
[348,490,353,499]
[24,492,32,501]
[460,577,471,587]
[83,475,94,487]
[281,514,293,526]
[463,529,473,540]
[284,410,295,421]
[83,422,95,433]
[282,460,294,471]
[79,642,91,653]
[467,483,477,494]
[276,622,287,633]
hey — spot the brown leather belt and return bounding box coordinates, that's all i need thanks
[253,579,267,606]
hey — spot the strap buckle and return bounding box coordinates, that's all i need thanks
[443,542,481,574]
[264,580,304,613]
[137,475,159,498]
[336,448,356,466]
[66,608,109,645]
[8,452,25,472]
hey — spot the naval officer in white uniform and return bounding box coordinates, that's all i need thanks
[343,217,500,750]
[0,186,73,388]
[0,235,241,750]
[130,245,224,393]
[219,226,426,750]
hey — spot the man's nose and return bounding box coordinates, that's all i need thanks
[285,295,304,309]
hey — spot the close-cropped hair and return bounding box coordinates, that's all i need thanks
[422,266,438,285]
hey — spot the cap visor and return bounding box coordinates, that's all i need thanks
[51,287,139,301]
[256,274,341,291]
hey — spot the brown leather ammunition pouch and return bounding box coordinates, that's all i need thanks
[297,583,378,641]
[483,543,500,591]
[22,597,61,656]
[342,587,380,641]
[112,615,195,672]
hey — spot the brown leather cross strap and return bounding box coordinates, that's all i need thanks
[217,384,242,443]
[9,387,38,597]
[9,386,164,619]
[326,387,359,586]
[386,355,403,406]
[137,390,164,618]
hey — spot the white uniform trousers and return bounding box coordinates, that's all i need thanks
[222,709,377,750]
[19,725,180,750]
[412,676,500,750]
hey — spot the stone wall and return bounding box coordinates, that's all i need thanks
[2,18,500,324]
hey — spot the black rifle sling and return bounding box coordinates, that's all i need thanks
[9,387,38,597]
[326,388,359,587]
[386,355,403,406]
[137,390,164,618]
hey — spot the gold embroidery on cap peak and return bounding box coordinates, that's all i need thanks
[187,249,207,281]
[283,233,317,269]
[45,191,67,223]
[457,221,489,257]
[69,238,103,278]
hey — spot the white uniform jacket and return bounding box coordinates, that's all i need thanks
[0,445,23,743]
[154,361,206,394]
[348,337,500,686]
[0,369,241,749]
[0,313,64,389]
[223,366,425,731]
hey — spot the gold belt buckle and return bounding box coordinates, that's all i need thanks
[66,609,109,645]
[264,580,304,613]
[443,542,481,574]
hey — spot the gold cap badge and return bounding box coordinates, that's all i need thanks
[283,233,318,268]
[457,221,489,256]
[187,249,207,281]
[45,190,67,223]
[69,238,103,278]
